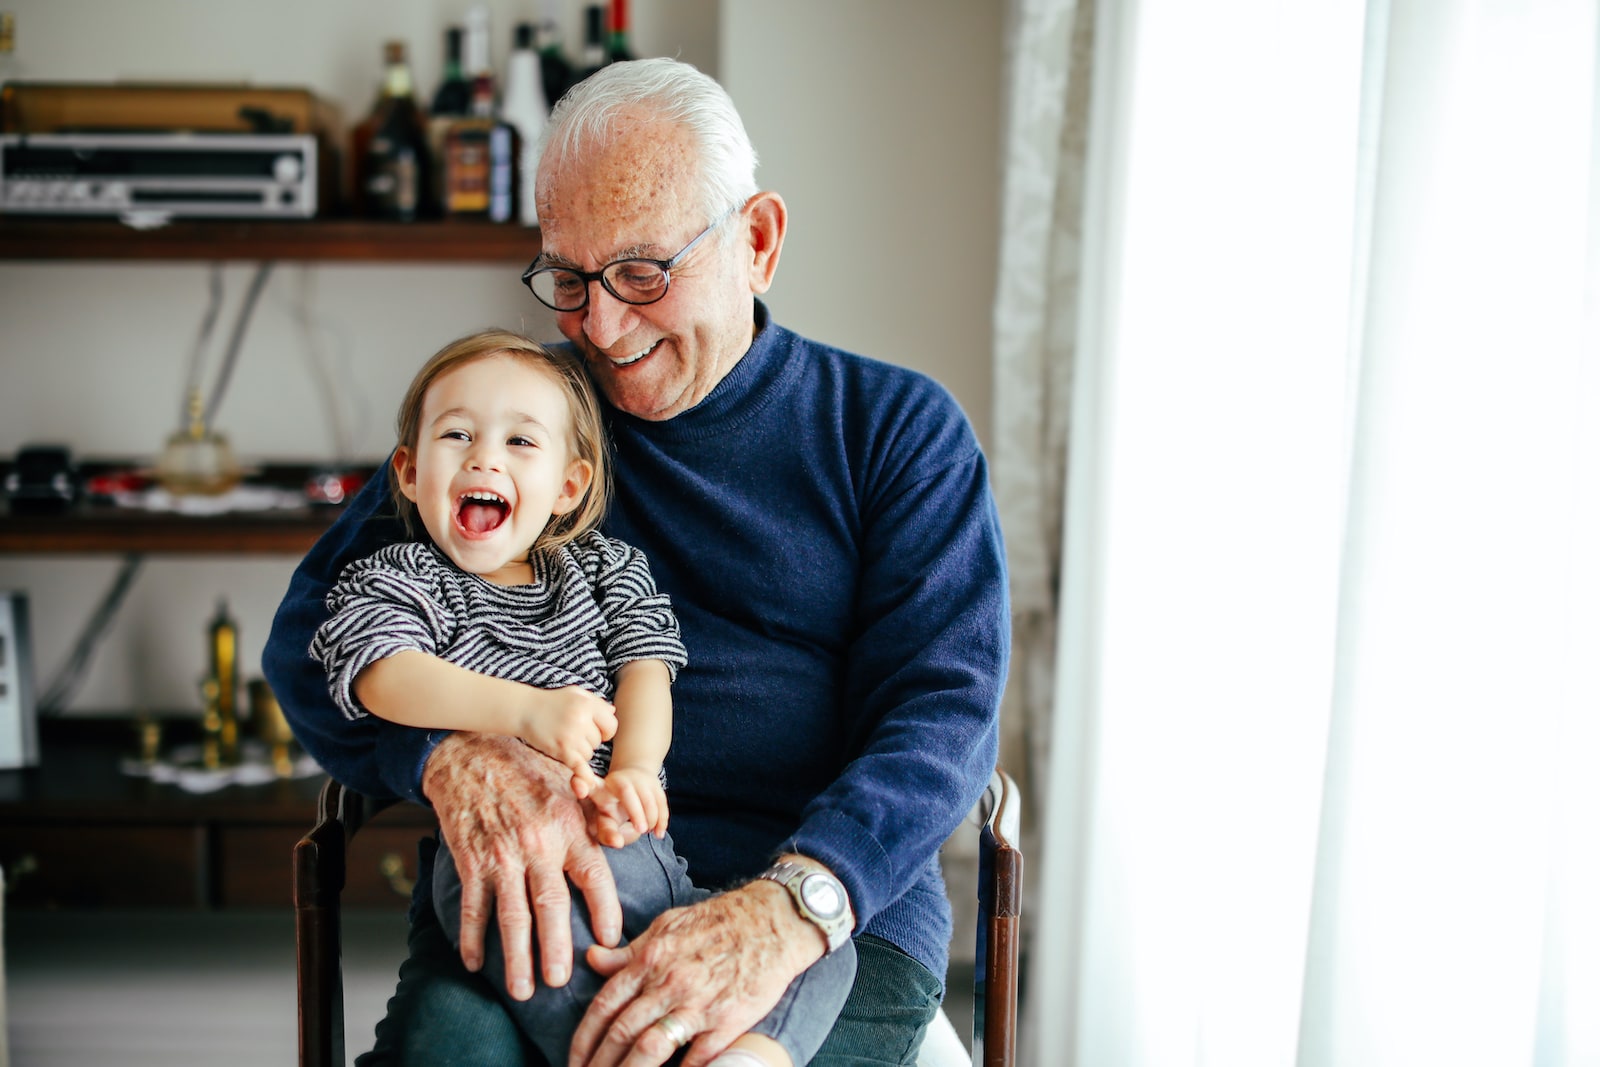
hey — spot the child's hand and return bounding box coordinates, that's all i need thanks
[586,766,668,848]
[517,686,617,782]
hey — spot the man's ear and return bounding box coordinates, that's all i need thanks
[392,446,419,501]
[552,458,595,516]
[744,191,787,295]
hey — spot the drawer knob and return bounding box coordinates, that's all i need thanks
[3,853,39,893]
[378,852,415,898]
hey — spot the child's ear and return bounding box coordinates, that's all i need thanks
[552,458,594,516]
[392,446,420,501]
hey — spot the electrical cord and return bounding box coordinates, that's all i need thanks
[37,553,146,717]
[204,260,276,428]
[180,264,225,430]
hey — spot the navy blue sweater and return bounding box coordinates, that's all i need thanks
[264,302,1009,984]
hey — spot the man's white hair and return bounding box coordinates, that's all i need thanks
[538,57,760,221]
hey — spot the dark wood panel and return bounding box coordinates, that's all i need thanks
[0,217,541,263]
[0,824,203,908]
[220,818,427,909]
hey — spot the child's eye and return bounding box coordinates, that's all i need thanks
[508,435,536,447]
[441,429,470,442]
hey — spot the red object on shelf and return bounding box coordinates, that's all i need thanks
[305,469,368,506]
[85,469,152,497]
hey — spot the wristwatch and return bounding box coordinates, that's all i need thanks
[758,858,854,955]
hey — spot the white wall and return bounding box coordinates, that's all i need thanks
[723,0,1002,433]
[0,0,1002,719]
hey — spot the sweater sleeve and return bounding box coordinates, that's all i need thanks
[310,545,454,721]
[576,532,689,679]
[784,391,1009,933]
[262,465,448,805]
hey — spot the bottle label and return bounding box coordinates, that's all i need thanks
[445,129,490,214]
[366,140,420,219]
[489,126,515,223]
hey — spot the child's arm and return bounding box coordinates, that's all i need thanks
[587,658,673,847]
[354,650,617,787]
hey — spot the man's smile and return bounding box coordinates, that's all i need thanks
[606,339,662,367]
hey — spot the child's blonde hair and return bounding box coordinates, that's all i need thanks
[391,329,610,556]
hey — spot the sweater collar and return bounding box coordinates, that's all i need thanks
[603,298,799,442]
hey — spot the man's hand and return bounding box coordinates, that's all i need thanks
[422,732,623,1000]
[567,880,827,1067]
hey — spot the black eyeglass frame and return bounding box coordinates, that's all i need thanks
[520,203,742,312]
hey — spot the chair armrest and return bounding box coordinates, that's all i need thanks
[973,768,1023,1067]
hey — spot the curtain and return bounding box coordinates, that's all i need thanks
[991,0,1096,863]
[1015,1,1600,1064]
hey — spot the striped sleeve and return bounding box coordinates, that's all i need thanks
[309,544,457,721]
[574,532,688,679]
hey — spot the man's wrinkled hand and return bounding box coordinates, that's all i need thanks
[567,881,823,1067]
[422,732,623,999]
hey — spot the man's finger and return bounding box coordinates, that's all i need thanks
[527,860,576,988]
[455,872,491,974]
[568,839,624,947]
[568,943,640,1066]
[495,861,537,1000]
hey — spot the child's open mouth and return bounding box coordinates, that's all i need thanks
[457,491,510,534]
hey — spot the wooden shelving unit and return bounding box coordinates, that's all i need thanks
[0,216,541,263]
[0,215,541,553]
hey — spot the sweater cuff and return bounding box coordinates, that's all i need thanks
[374,722,451,807]
[785,808,894,928]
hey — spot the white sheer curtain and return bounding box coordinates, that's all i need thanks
[1016,1,1600,1064]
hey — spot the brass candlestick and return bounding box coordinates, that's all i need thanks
[249,678,297,777]
[199,678,223,770]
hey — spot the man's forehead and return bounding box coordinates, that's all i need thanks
[537,121,699,265]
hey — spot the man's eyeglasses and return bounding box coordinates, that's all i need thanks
[521,204,741,312]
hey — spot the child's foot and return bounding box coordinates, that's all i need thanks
[707,1054,767,1067]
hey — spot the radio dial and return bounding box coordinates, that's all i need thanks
[273,154,303,184]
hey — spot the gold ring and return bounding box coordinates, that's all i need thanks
[654,1013,691,1047]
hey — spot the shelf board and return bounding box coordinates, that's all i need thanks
[0,216,541,263]
[0,506,338,554]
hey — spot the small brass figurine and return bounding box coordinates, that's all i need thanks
[135,714,164,766]
[208,600,240,764]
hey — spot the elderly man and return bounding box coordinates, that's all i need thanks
[265,57,1008,1066]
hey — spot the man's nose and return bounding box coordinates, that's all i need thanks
[581,281,637,350]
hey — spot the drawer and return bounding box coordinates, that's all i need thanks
[218,822,429,909]
[0,824,204,908]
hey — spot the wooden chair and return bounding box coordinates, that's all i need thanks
[294,768,1023,1067]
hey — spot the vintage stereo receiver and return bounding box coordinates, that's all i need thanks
[0,132,320,218]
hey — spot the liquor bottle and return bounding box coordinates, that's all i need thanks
[354,40,433,221]
[428,26,472,214]
[431,27,472,117]
[500,22,549,226]
[607,0,635,62]
[574,3,609,86]
[536,18,574,107]
[444,73,517,222]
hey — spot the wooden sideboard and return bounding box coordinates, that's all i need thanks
[0,719,434,910]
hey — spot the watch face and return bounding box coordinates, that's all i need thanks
[800,873,845,921]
